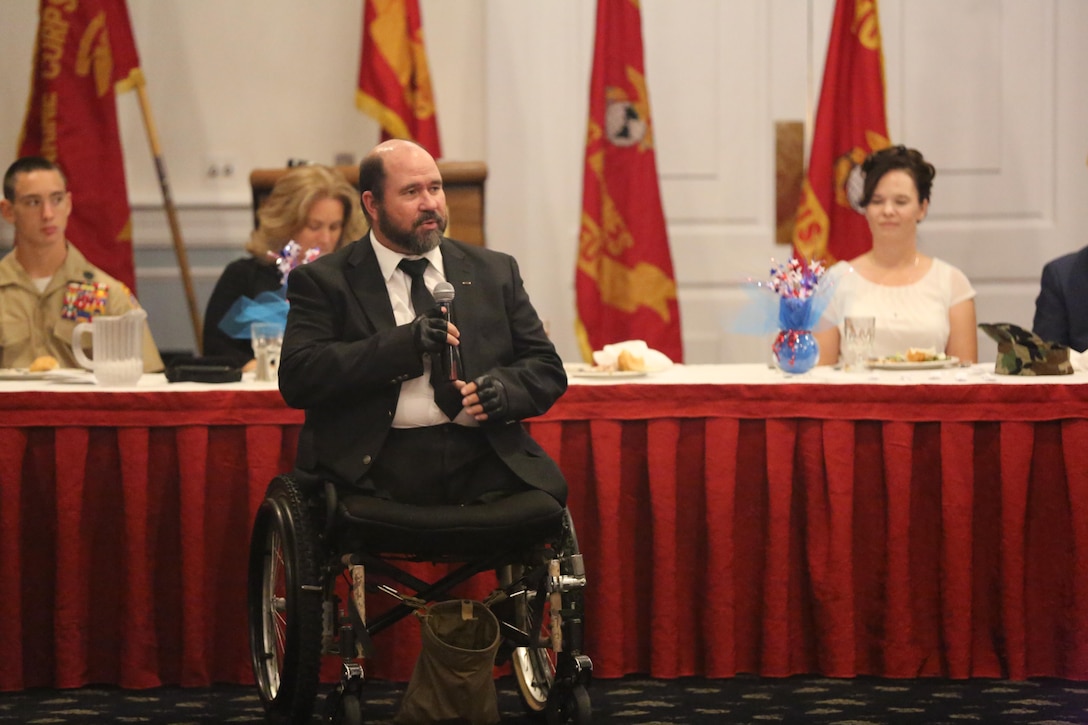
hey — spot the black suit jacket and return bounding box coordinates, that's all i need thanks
[278,236,568,503]
[1033,246,1088,353]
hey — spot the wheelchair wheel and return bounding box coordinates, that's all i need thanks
[503,509,590,720]
[248,475,324,725]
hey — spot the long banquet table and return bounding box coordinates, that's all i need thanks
[1,363,1086,691]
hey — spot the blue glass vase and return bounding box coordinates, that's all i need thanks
[773,328,820,374]
[773,297,819,374]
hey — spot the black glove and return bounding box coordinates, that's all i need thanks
[410,307,447,355]
[473,374,508,419]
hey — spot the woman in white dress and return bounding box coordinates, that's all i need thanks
[816,146,978,364]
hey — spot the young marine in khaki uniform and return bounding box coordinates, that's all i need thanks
[0,157,163,372]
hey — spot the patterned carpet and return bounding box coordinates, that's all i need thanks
[2,675,1086,724]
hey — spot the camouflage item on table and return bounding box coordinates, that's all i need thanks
[979,322,1073,376]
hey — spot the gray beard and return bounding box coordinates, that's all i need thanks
[378,215,445,255]
[403,227,443,255]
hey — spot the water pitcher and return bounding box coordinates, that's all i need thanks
[71,309,146,386]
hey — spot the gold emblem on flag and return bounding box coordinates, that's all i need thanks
[603,71,655,152]
[833,147,870,212]
[834,133,890,211]
[75,12,114,98]
[579,205,677,323]
[851,0,883,51]
[605,101,645,148]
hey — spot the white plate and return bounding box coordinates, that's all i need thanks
[866,356,960,370]
[569,369,648,379]
[0,369,57,381]
[567,366,648,379]
[0,368,85,381]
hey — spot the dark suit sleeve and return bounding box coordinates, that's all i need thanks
[473,254,567,422]
[1033,260,1070,346]
[277,261,422,409]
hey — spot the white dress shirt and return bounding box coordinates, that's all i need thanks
[370,234,473,427]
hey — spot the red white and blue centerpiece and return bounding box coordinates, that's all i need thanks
[767,258,827,374]
[217,240,323,340]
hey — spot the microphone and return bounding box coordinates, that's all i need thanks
[432,282,461,381]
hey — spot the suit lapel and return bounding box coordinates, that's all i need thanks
[440,240,479,378]
[345,240,397,330]
[440,240,474,295]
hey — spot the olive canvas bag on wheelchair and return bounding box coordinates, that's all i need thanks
[395,598,501,724]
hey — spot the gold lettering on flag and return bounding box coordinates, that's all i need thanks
[41,92,59,161]
[40,5,71,80]
[794,179,830,262]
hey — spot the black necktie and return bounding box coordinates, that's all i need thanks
[398,258,463,420]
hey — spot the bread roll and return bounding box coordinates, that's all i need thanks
[29,355,59,372]
[617,349,646,371]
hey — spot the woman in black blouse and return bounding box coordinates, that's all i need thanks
[203,165,365,366]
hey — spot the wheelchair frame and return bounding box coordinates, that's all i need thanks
[247,474,593,724]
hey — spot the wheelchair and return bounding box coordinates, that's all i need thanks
[247,472,593,724]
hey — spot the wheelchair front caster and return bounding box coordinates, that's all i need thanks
[322,658,365,725]
[322,686,363,725]
[333,693,362,725]
[546,683,591,725]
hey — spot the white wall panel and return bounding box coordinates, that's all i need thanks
[901,0,1004,171]
[648,1,765,225]
[898,1,1052,222]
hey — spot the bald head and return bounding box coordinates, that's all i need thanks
[358,139,447,254]
[373,138,429,160]
[358,140,434,219]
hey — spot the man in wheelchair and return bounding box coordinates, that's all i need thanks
[248,139,591,724]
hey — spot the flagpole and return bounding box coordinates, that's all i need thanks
[131,83,204,353]
[805,0,814,151]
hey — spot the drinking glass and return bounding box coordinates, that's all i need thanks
[842,316,875,372]
[251,322,285,382]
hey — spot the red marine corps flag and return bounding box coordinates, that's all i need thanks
[18,0,141,291]
[793,0,890,264]
[576,0,683,363]
[356,0,442,158]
